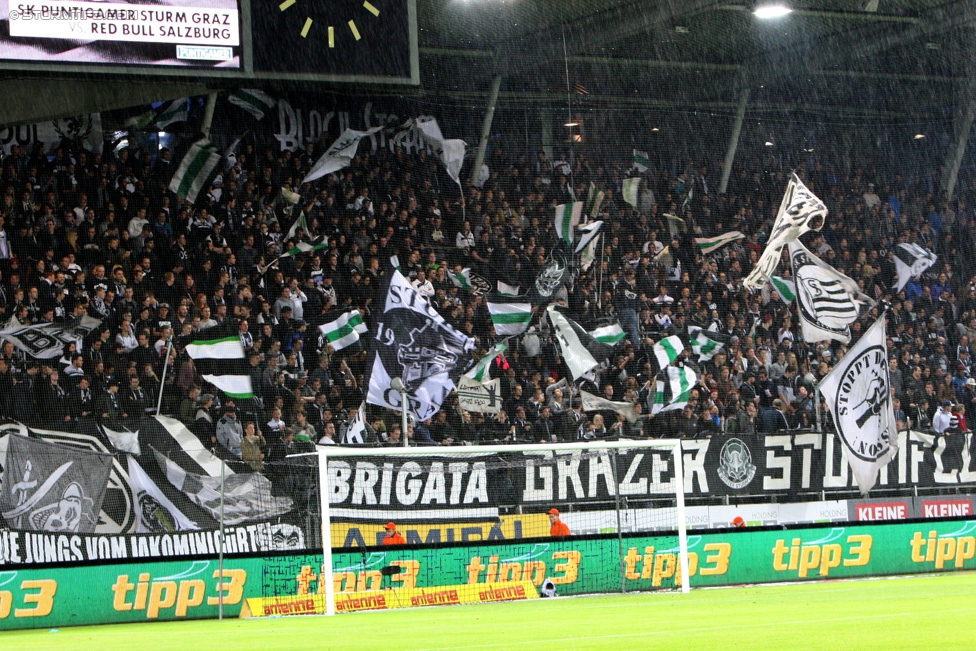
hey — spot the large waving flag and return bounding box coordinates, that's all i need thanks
[892,243,937,294]
[228,88,276,120]
[818,316,897,495]
[688,326,732,362]
[365,270,474,421]
[182,323,253,399]
[303,127,382,184]
[744,173,827,289]
[788,241,875,344]
[169,139,221,203]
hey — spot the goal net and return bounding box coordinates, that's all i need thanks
[296,440,689,616]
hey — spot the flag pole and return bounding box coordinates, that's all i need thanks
[597,235,605,309]
[155,336,174,416]
[391,377,409,448]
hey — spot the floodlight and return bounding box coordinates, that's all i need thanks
[753,4,792,19]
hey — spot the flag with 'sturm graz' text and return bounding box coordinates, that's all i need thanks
[181,323,253,399]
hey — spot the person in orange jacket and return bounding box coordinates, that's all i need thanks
[548,508,570,536]
[382,521,406,545]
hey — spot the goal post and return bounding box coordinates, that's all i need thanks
[316,439,690,616]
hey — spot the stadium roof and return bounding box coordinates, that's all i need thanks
[0,0,973,126]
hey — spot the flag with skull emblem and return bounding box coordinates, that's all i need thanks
[366,269,475,421]
[0,435,113,533]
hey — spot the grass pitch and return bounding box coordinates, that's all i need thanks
[8,572,975,650]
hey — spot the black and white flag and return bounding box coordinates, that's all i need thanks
[788,241,875,344]
[0,315,101,359]
[0,435,112,532]
[892,243,937,294]
[127,455,198,533]
[818,316,897,495]
[153,449,292,526]
[366,270,475,421]
[181,323,254,399]
[341,403,368,445]
[744,174,827,289]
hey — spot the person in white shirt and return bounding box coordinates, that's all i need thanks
[412,270,435,297]
[933,400,957,435]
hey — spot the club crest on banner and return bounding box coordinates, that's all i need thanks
[717,438,757,489]
[396,322,465,392]
[468,272,492,296]
[793,249,856,333]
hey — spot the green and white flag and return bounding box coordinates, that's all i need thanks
[282,239,328,258]
[286,211,309,240]
[689,327,725,362]
[633,149,650,173]
[771,276,796,303]
[228,88,276,120]
[653,335,684,370]
[622,177,641,208]
[668,366,697,407]
[589,323,625,345]
[487,301,533,336]
[584,182,605,218]
[554,202,583,247]
[448,268,473,291]
[155,98,188,129]
[497,280,520,297]
[695,231,745,256]
[650,378,688,414]
[168,139,221,203]
[182,324,253,399]
[319,310,368,352]
[464,338,510,382]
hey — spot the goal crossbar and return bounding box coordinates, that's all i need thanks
[316,439,689,616]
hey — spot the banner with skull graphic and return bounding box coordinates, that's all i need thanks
[366,269,475,421]
[0,434,112,533]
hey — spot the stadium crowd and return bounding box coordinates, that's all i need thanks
[0,131,972,468]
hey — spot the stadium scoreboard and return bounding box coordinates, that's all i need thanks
[0,0,418,83]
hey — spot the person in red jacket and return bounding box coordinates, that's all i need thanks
[548,508,571,537]
[382,522,406,545]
